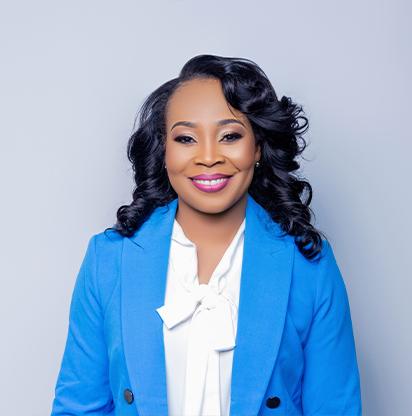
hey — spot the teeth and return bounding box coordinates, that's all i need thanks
[193,177,229,185]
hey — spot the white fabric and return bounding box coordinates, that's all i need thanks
[157,219,245,416]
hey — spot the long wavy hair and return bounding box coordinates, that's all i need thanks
[115,54,324,259]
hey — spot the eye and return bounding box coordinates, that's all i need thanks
[174,135,196,144]
[221,132,242,142]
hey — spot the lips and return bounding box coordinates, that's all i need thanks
[190,174,230,180]
[189,174,232,192]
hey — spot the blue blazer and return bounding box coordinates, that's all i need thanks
[52,195,361,416]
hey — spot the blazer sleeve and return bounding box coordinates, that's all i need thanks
[51,236,115,416]
[301,243,362,416]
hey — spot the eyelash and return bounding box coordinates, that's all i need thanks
[222,132,242,142]
[173,132,242,144]
[173,135,195,144]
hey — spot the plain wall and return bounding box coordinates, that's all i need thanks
[0,1,411,415]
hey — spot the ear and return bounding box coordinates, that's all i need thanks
[255,143,261,163]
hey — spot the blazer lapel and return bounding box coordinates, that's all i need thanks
[121,201,178,416]
[120,196,293,416]
[230,196,294,416]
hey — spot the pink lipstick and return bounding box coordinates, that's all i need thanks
[190,174,232,192]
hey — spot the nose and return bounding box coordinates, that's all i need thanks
[193,138,224,167]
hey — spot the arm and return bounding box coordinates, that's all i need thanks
[51,236,115,416]
[301,243,362,415]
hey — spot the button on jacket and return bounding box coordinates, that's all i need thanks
[51,195,361,416]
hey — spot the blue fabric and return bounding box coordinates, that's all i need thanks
[52,195,361,416]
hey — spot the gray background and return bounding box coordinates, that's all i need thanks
[0,1,411,415]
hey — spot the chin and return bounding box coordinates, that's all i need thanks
[194,198,246,216]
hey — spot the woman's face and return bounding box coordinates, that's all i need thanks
[165,78,260,215]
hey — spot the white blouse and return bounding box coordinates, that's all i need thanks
[157,219,245,416]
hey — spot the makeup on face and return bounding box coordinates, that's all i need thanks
[190,174,233,192]
[165,78,260,216]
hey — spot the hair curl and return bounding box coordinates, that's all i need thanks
[115,54,325,260]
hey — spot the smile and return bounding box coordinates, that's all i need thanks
[193,178,228,185]
[190,176,232,192]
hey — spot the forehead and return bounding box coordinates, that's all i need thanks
[166,78,247,127]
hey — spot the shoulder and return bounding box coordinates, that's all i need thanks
[85,229,126,278]
[247,195,345,307]
[293,240,345,300]
[91,228,125,253]
[293,239,340,276]
[81,200,177,310]
[288,240,349,342]
[291,240,346,304]
[88,198,177,257]
[79,229,126,314]
[247,194,341,293]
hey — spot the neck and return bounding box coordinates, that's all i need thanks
[175,194,248,248]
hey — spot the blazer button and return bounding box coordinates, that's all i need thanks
[266,396,281,409]
[124,389,134,404]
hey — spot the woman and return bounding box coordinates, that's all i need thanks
[52,55,361,415]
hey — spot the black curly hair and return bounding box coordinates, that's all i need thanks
[115,54,324,259]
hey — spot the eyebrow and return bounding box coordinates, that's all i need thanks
[170,121,196,131]
[170,118,247,132]
[216,118,247,129]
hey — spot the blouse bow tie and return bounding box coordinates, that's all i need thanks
[158,283,237,415]
[157,283,236,352]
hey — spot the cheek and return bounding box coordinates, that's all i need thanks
[165,142,181,173]
[165,143,192,188]
[230,142,258,169]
